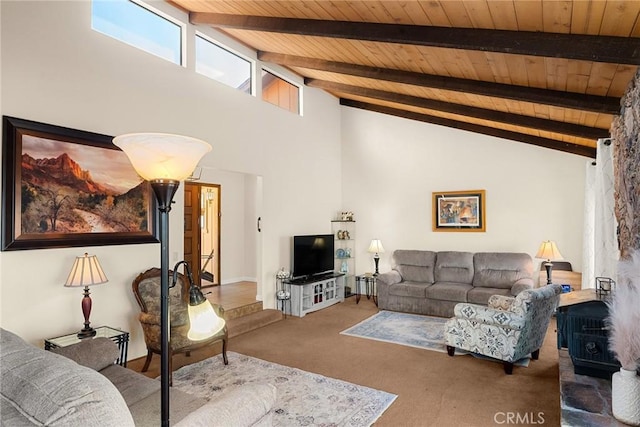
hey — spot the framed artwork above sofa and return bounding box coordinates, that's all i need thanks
[432,189,486,232]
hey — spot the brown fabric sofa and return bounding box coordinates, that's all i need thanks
[0,328,276,426]
[377,250,534,317]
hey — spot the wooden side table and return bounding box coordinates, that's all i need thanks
[355,274,377,306]
[44,326,129,367]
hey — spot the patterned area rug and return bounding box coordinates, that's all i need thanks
[171,352,397,427]
[340,310,529,366]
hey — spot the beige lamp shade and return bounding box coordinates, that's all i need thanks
[64,253,108,287]
[368,239,385,254]
[188,300,226,341]
[113,133,211,181]
[535,240,563,261]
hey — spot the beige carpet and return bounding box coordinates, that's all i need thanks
[131,297,560,426]
[228,298,560,427]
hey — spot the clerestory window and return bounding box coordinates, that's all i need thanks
[261,70,301,115]
[91,0,184,66]
[195,33,253,94]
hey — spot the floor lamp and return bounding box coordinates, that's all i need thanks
[114,133,211,427]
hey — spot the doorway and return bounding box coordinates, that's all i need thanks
[183,182,221,287]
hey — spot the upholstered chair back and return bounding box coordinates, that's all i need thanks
[511,284,562,352]
[133,268,190,329]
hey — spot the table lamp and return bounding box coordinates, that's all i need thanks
[535,240,563,285]
[367,239,385,275]
[64,253,108,338]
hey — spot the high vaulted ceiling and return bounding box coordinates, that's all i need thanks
[171,0,640,158]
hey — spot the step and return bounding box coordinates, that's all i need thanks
[226,309,283,338]
[223,301,263,321]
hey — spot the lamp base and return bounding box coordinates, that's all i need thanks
[77,327,96,339]
[544,262,553,285]
[373,255,380,276]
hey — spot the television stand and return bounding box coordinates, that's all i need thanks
[284,273,345,317]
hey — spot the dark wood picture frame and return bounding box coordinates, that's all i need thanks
[2,116,159,250]
[432,189,486,232]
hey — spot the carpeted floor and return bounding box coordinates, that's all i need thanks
[130,297,561,426]
[340,310,529,366]
[172,351,397,426]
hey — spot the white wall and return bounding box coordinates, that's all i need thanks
[0,1,342,358]
[1,1,590,361]
[342,108,587,277]
[197,168,258,285]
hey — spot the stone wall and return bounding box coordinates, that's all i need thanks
[611,68,640,257]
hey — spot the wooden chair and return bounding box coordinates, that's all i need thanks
[132,267,228,385]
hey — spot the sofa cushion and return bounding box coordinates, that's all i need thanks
[472,252,533,289]
[50,337,119,371]
[128,385,206,426]
[394,250,436,283]
[467,287,512,305]
[434,251,474,283]
[100,364,161,407]
[0,328,134,427]
[175,384,277,427]
[388,282,430,298]
[425,282,472,302]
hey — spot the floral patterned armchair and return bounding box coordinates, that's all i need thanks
[444,284,562,374]
[132,267,228,384]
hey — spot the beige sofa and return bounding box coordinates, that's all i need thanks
[0,328,276,426]
[377,250,534,317]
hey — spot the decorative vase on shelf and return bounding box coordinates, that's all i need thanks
[612,368,640,425]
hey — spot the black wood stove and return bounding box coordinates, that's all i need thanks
[557,300,620,378]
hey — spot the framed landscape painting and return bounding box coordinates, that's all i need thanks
[432,190,486,232]
[1,116,159,250]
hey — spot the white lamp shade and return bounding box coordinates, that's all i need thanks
[368,239,385,254]
[113,133,211,181]
[535,240,563,261]
[187,300,226,341]
[64,253,108,287]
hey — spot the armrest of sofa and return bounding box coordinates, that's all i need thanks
[376,270,402,287]
[453,303,526,330]
[174,383,277,427]
[51,337,120,371]
[510,278,534,296]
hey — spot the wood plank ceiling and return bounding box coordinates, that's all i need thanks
[171,0,640,158]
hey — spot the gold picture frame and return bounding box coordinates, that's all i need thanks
[432,190,486,232]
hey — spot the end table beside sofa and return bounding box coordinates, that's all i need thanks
[0,328,276,426]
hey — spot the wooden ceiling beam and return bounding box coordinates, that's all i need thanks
[341,100,596,158]
[191,13,640,65]
[306,79,608,140]
[258,51,620,114]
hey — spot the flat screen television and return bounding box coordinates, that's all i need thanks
[292,234,334,279]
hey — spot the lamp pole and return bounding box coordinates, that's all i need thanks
[151,180,179,427]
